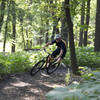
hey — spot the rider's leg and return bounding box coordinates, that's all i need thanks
[45,55,53,67]
[50,48,60,64]
[55,57,62,63]
[56,51,66,63]
[45,48,59,67]
[46,48,61,67]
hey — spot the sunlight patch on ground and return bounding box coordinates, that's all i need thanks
[10,81,31,87]
[41,73,51,78]
[40,82,64,88]
[30,88,40,93]
[21,97,36,100]
[4,86,15,90]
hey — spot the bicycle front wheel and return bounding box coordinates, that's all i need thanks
[47,62,60,74]
[30,60,45,76]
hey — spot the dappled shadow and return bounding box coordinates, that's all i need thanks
[0,66,67,100]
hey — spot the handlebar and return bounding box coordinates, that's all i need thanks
[39,48,58,62]
[39,48,52,55]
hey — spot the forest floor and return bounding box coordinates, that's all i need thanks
[0,66,68,100]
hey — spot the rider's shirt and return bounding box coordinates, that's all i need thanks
[51,39,66,53]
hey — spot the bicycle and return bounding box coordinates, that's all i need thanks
[30,49,61,76]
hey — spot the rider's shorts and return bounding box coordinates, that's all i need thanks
[51,48,66,59]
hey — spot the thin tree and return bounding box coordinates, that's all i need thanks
[84,0,91,46]
[3,0,11,52]
[50,0,60,40]
[51,18,60,40]
[45,21,49,43]
[26,29,29,49]
[61,2,68,44]
[11,1,16,52]
[0,0,6,34]
[94,0,100,52]
[64,0,79,75]
[45,0,49,43]
[30,0,32,4]
[79,0,85,47]
[18,9,26,49]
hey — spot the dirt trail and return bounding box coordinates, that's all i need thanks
[0,67,67,100]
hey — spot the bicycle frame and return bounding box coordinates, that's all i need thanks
[40,49,56,68]
[30,49,61,76]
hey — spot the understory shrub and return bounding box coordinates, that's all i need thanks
[0,52,31,76]
[63,47,100,68]
[46,70,100,100]
[0,48,52,76]
[0,47,99,77]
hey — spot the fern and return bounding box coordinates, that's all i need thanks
[46,71,100,100]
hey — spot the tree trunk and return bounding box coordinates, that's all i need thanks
[3,0,10,52]
[45,32,48,43]
[30,0,32,4]
[26,29,29,49]
[0,0,6,34]
[51,18,60,40]
[19,11,25,49]
[61,17,68,44]
[45,21,49,44]
[84,0,91,46]
[50,0,60,40]
[11,1,16,52]
[21,21,25,49]
[65,0,78,75]
[79,1,85,47]
[61,2,68,44]
[51,21,57,40]
[94,0,100,52]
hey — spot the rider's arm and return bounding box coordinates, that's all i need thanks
[43,42,52,49]
[43,40,56,49]
[45,42,52,47]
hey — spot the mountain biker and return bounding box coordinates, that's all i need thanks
[43,34,67,64]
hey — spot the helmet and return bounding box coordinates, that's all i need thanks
[55,34,61,39]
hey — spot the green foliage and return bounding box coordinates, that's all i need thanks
[79,66,94,80]
[29,46,55,64]
[32,45,42,49]
[46,70,100,100]
[0,52,31,76]
[0,0,97,50]
[0,45,56,77]
[65,68,71,85]
[64,47,100,68]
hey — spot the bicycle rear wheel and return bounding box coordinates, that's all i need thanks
[47,62,60,74]
[30,60,45,76]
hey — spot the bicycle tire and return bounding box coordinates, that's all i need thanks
[47,62,60,74]
[30,60,45,76]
